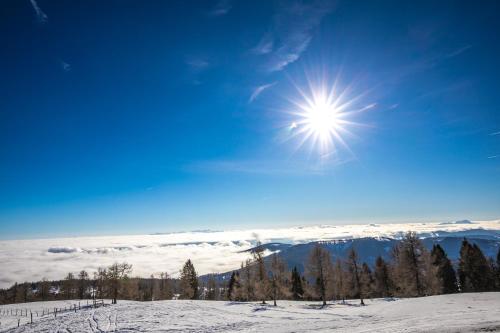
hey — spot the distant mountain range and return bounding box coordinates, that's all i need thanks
[201,229,500,282]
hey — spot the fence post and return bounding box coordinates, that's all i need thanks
[30,312,33,324]
[17,318,20,327]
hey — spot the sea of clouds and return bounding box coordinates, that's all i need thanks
[1,219,499,288]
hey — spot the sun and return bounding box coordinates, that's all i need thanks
[285,76,371,157]
[302,97,340,140]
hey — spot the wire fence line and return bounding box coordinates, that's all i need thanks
[0,299,108,329]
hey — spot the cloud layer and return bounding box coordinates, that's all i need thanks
[0,219,499,288]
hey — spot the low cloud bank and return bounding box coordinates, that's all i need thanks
[0,220,499,288]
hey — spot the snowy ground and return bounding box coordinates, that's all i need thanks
[1,293,499,332]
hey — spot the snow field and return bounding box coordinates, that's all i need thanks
[0,293,499,332]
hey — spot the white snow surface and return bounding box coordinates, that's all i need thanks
[0,219,499,288]
[1,293,499,332]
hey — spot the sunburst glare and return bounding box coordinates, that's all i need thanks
[285,75,372,158]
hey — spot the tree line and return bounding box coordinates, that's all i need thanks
[1,233,499,306]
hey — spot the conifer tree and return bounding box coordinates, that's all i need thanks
[374,256,391,297]
[430,244,457,294]
[227,272,237,300]
[232,271,243,301]
[458,239,493,292]
[290,266,304,300]
[180,259,199,300]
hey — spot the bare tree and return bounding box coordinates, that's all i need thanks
[392,232,428,296]
[253,242,269,304]
[106,262,133,304]
[307,244,332,306]
[346,248,364,305]
[62,273,76,299]
[77,270,89,299]
[374,256,391,297]
[40,278,50,301]
[332,259,346,303]
[269,253,288,306]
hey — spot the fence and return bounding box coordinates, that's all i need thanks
[0,299,107,329]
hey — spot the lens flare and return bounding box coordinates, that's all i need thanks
[286,76,371,157]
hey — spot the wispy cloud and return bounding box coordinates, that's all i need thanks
[252,33,274,55]
[185,57,210,71]
[61,61,71,72]
[487,155,498,159]
[29,0,48,23]
[255,0,335,72]
[489,131,500,136]
[187,157,351,176]
[444,45,472,59]
[185,57,210,84]
[249,82,276,103]
[208,0,232,16]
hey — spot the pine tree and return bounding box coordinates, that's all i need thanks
[307,244,332,306]
[227,272,237,300]
[180,259,199,300]
[232,272,243,301]
[290,266,304,300]
[430,244,457,294]
[374,256,391,297]
[458,239,493,292]
[346,248,364,305]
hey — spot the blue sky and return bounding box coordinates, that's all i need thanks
[1,0,499,239]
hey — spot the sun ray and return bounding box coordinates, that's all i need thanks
[284,74,372,157]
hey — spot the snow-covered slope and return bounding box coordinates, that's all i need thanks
[1,293,499,332]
